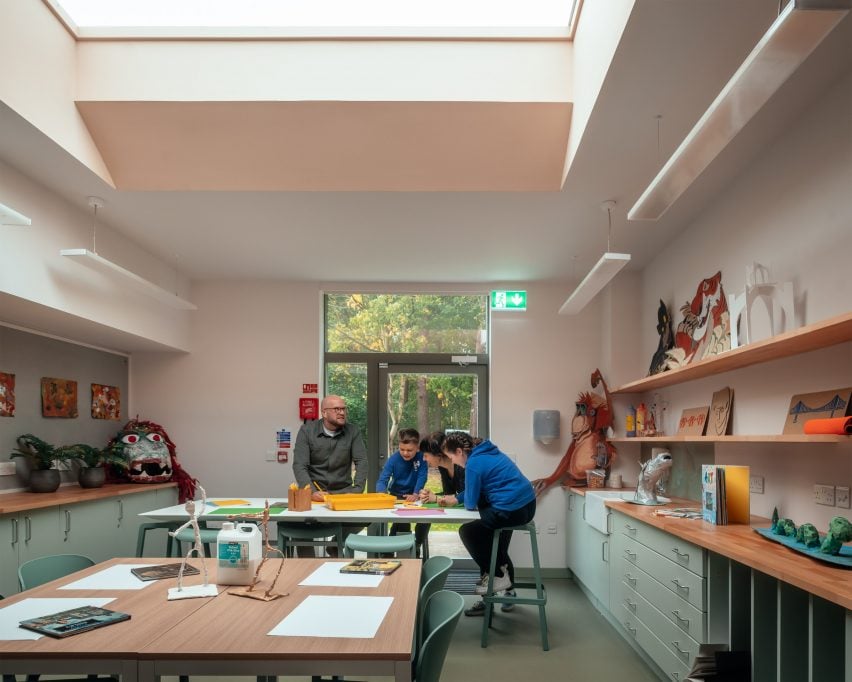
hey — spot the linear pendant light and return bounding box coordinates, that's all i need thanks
[0,201,31,226]
[629,0,851,221]
[559,200,631,315]
[61,197,197,311]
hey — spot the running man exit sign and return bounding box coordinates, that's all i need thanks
[490,290,527,311]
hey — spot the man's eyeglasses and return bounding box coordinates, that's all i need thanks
[324,406,347,413]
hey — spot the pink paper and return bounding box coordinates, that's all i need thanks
[393,508,446,516]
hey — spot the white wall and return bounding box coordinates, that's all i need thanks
[625,66,852,528]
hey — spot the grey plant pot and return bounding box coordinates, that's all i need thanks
[30,469,61,493]
[78,466,106,489]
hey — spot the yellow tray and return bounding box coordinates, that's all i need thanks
[325,493,397,511]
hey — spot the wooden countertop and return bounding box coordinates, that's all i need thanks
[569,489,852,611]
[0,482,177,514]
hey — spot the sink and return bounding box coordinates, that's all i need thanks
[583,490,638,534]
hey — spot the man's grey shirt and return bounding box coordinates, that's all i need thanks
[292,419,367,494]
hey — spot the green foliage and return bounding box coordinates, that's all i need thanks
[10,434,72,470]
[773,518,796,537]
[820,516,852,555]
[58,443,125,468]
[795,522,820,548]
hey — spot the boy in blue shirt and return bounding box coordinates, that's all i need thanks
[376,428,429,556]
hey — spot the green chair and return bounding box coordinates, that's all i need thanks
[135,521,179,557]
[277,522,344,558]
[18,554,94,591]
[481,521,549,651]
[344,532,415,558]
[414,590,464,682]
[417,555,453,650]
[171,526,220,558]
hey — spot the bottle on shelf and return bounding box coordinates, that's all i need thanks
[636,402,647,436]
[626,405,637,437]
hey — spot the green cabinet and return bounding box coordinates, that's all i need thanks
[565,491,610,611]
[0,507,59,596]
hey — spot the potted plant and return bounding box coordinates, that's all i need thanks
[60,443,124,489]
[9,434,73,493]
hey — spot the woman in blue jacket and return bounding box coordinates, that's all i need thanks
[443,432,536,600]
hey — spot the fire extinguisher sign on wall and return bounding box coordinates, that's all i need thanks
[299,397,319,421]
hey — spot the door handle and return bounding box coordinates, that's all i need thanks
[117,499,124,527]
[25,516,32,542]
[11,517,19,545]
[65,509,71,540]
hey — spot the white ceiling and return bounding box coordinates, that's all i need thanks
[2,0,850,286]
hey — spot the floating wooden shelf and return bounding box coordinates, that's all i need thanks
[612,310,852,394]
[609,434,844,444]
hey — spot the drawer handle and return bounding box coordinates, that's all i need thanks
[625,598,637,612]
[671,610,690,627]
[624,549,637,561]
[671,579,689,594]
[624,523,637,534]
[625,573,637,586]
[671,547,689,562]
[671,641,689,660]
[11,517,19,544]
[671,673,680,681]
[625,622,637,636]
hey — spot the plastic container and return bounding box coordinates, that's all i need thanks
[626,405,637,437]
[636,402,647,436]
[216,522,261,585]
[586,469,606,489]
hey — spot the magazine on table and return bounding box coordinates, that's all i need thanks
[339,559,402,575]
[131,563,200,581]
[19,605,130,638]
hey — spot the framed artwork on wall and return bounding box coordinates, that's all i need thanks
[41,377,78,418]
[91,383,121,420]
[784,387,851,435]
[0,371,14,417]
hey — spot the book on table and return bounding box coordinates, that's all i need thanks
[131,563,200,581]
[339,559,402,575]
[19,605,130,638]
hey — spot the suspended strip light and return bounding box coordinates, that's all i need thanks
[0,201,31,226]
[629,0,851,221]
[559,200,631,315]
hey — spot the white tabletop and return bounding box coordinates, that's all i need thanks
[140,497,481,524]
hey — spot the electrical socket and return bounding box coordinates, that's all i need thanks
[0,461,16,476]
[749,475,764,494]
[546,523,557,535]
[814,484,835,506]
[836,486,850,509]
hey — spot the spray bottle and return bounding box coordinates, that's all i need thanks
[216,522,262,585]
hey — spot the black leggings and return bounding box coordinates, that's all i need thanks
[459,498,536,582]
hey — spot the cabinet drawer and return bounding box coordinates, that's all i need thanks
[614,512,705,577]
[615,557,707,641]
[621,536,706,610]
[616,575,701,666]
[617,605,691,682]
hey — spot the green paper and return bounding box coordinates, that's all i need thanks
[209,507,286,515]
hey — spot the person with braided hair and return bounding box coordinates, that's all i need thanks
[442,431,535,616]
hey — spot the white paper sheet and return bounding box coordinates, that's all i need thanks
[298,561,384,588]
[269,595,393,638]
[59,564,154,590]
[0,597,116,640]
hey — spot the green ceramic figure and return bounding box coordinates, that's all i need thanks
[774,518,797,537]
[771,507,779,532]
[819,516,852,555]
[795,523,820,548]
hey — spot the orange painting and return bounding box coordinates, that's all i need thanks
[41,377,78,418]
[91,383,121,420]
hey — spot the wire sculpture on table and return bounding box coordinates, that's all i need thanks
[167,484,218,600]
[226,499,289,602]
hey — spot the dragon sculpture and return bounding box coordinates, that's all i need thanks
[532,369,616,495]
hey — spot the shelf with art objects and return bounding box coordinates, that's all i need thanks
[9,434,77,493]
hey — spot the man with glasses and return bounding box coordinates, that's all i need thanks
[290,395,367,556]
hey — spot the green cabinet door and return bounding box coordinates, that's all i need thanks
[0,514,22,596]
[60,500,115,563]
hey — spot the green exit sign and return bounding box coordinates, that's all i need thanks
[491,290,527,311]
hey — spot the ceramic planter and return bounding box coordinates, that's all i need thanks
[29,469,60,493]
[78,466,106,489]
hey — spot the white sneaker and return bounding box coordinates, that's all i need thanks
[500,589,517,612]
[474,565,512,595]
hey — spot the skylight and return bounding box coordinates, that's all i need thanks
[49,0,581,38]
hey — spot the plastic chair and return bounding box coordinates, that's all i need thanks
[480,520,549,651]
[171,526,221,558]
[18,554,95,591]
[417,555,453,650]
[277,522,344,558]
[136,521,179,557]
[414,590,464,682]
[344,532,415,558]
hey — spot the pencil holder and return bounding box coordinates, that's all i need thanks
[288,486,312,512]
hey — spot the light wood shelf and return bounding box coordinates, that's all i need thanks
[609,434,844,444]
[612,310,852,395]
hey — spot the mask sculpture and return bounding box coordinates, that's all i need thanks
[107,418,196,502]
[532,369,616,494]
[633,451,672,505]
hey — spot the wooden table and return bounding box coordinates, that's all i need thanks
[0,557,422,682]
